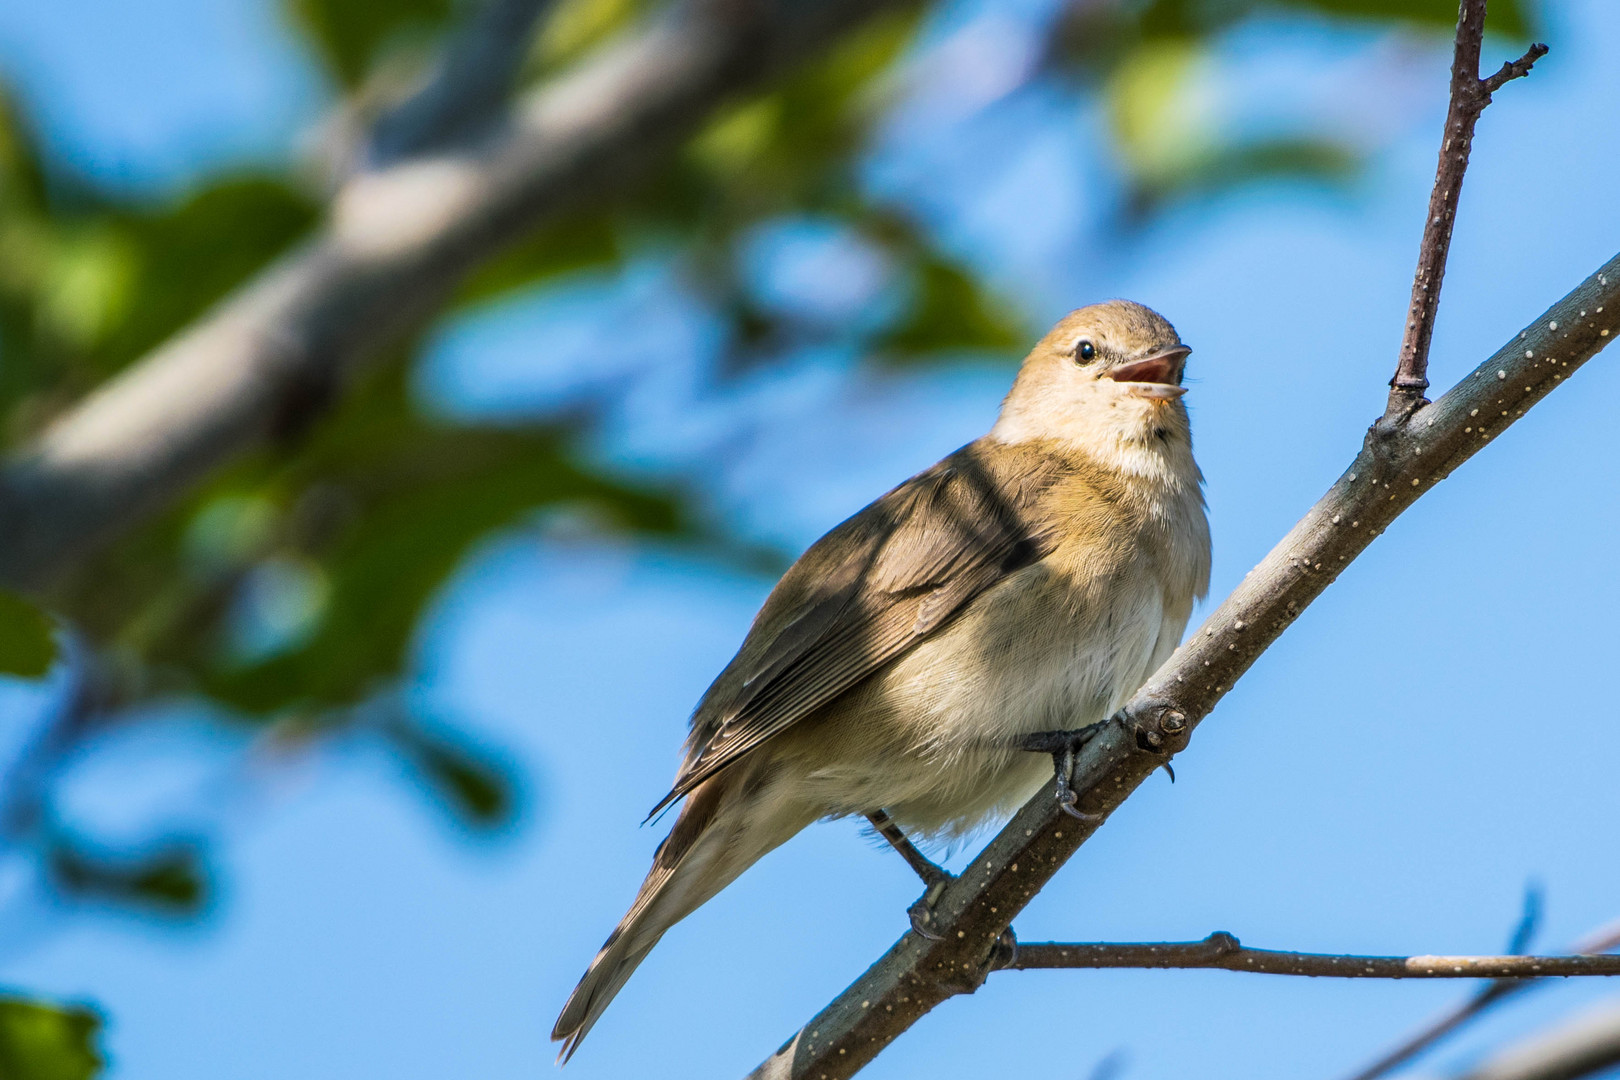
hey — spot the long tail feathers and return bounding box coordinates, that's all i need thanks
[551,862,677,1063]
[553,776,733,1063]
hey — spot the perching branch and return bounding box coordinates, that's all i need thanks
[746,6,1611,1070]
[0,0,908,596]
[1342,916,1620,1080]
[1384,0,1546,418]
[744,249,1620,1080]
[1008,933,1620,980]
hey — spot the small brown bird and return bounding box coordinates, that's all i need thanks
[552,300,1211,1059]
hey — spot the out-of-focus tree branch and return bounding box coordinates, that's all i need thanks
[0,0,908,596]
[1457,1001,1620,1080]
[363,0,557,168]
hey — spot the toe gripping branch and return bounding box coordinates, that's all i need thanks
[1019,704,1191,818]
[1017,721,1110,820]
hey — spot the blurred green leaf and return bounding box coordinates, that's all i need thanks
[1270,0,1530,37]
[1137,0,1530,38]
[98,178,318,373]
[678,10,919,222]
[285,0,457,87]
[388,716,517,827]
[1106,39,1214,188]
[527,0,648,79]
[1105,39,1360,214]
[49,841,207,915]
[0,996,103,1080]
[1128,136,1360,217]
[0,168,316,425]
[873,240,1023,358]
[455,211,622,305]
[190,370,681,713]
[0,590,56,678]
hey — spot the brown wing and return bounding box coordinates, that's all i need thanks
[648,440,1064,817]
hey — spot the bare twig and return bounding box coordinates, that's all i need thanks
[1457,1001,1620,1080]
[0,0,909,595]
[1008,933,1620,980]
[1342,917,1620,1080]
[1385,0,1546,418]
[744,254,1620,1079]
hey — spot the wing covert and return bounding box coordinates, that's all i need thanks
[650,442,1063,815]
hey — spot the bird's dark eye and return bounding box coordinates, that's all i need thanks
[1075,340,1096,363]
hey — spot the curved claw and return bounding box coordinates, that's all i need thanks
[988,927,1018,970]
[907,876,953,940]
[1058,789,1104,823]
[908,904,945,941]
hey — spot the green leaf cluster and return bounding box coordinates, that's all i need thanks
[0,589,55,677]
[1052,0,1533,213]
[0,996,103,1080]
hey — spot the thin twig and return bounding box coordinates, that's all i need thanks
[1385,0,1546,419]
[1341,916,1620,1080]
[1008,933,1620,980]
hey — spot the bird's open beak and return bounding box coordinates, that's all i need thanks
[1108,345,1191,400]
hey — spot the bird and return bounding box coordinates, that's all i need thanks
[552,300,1211,1060]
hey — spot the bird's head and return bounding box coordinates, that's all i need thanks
[991,300,1193,457]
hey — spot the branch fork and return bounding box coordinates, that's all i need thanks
[1385,0,1547,420]
[746,5,1610,1077]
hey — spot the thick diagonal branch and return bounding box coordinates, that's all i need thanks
[1010,933,1620,979]
[1385,0,1546,418]
[0,0,908,595]
[745,256,1620,1080]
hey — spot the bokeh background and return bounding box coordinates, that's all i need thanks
[0,0,1617,1077]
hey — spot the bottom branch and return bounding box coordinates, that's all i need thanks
[1010,933,1620,979]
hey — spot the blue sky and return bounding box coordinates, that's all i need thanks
[1,1,1619,1078]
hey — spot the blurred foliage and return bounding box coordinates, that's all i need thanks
[49,838,208,916]
[0,0,1537,938]
[0,996,103,1080]
[0,589,55,677]
[286,0,458,88]
[387,712,519,827]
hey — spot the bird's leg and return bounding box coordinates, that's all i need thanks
[1016,722,1109,821]
[865,809,953,941]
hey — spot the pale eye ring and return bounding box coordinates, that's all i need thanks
[1075,339,1096,363]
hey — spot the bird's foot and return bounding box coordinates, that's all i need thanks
[1016,723,1109,820]
[906,870,954,941]
[989,926,1018,970]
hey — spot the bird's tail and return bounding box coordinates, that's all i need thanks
[552,774,786,1062]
